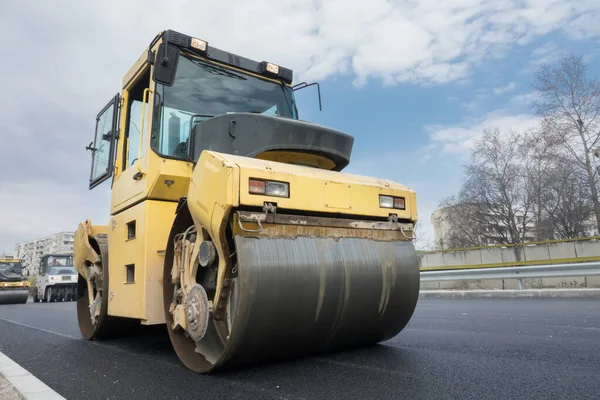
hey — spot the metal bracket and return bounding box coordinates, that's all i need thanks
[236,203,276,233]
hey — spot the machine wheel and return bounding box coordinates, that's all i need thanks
[163,205,219,373]
[76,239,137,340]
[45,287,52,302]
[58,287,65,302]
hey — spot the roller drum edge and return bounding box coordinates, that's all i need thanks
[0,289,29,305]
[217,236,420,368]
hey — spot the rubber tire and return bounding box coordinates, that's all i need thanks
[45,287,51,302]
[76,238,138,340]
[51,287,57,302]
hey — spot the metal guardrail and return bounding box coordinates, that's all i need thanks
[416,235,600,255]
[420,261,600,282]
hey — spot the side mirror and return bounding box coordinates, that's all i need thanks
[153,43,180,86]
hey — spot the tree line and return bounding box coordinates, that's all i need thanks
[436,54,600,249]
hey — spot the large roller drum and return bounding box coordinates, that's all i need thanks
[164,222,420,372]
[0,288,29,304]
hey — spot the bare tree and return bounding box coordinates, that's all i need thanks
[433,129,535,249]
[532,54,600,231]
[460,128,534,244]
[541,158,593,238]
[522,127,557,240]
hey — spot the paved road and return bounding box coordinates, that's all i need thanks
[0,298,598,400]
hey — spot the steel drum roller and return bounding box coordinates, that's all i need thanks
[182,235,419,371]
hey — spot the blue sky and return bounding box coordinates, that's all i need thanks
[1,0,600,252]
[295,35,600,248]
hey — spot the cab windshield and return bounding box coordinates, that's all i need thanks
[47,266,77,275]
[151,54,297,158]
[46,256,71,267]
[0,262,22,276]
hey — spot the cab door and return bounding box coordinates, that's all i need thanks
[88,94,120,189]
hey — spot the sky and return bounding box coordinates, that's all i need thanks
[1,0,600,253]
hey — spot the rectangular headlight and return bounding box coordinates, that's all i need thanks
[190,37,208,52]
[249,178,289,198]
[379,195,406,210]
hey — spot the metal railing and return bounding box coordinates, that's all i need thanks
[416,235,600,255]
[420,261,600,282]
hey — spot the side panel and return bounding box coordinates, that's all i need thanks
[107,200,177,324]
[143,200,178,325]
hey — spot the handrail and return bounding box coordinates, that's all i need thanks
[136,88,153,177]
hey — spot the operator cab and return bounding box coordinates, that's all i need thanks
[39,254,75,276]
[0,259,24,282]
[86,29,338,194]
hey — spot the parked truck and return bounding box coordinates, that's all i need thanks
[32,254,78,302]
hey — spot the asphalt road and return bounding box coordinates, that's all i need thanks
[0,298,599,400]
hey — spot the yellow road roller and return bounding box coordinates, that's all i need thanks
[0,257,29,304]
[74,29,420,372]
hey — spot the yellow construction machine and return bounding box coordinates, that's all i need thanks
[74,29,420,372]
[0,257,29,304]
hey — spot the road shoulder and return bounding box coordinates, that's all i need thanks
[0,351,65,400]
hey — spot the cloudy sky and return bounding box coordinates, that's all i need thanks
[1,0,600,253]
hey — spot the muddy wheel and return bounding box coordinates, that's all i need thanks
[76,239,138,340]
[162,202,227,373]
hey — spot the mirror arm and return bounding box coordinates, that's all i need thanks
[292,82,322,111]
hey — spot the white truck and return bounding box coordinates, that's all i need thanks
[32,254,78,302]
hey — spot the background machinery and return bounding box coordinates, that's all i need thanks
[0,257,29,304]
[32,254,78,303]
[74,29,420,372]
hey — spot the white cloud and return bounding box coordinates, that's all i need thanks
[511,91,541,105]
[426,111,540,155]
[493,81,517,95]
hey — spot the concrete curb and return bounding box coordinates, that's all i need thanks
[0,352,65,400]
[419,289,600,299]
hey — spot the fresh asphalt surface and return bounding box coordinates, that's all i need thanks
[0,298,599,400]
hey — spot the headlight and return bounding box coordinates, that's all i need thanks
[249,178,290,198]
[379,195,405,210]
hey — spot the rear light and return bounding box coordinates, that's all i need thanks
[249,179,266,194]
[394,197,405,209]
[379,195,406,210]
[249,179,290,198]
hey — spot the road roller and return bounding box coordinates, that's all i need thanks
[0,257,29,304]
[74,29,420,372]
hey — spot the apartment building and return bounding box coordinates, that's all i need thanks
[13,231,74,275]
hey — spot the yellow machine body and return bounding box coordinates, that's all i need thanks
[74,29,420,372]
[0,258,29,304]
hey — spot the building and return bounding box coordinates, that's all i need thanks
[431,205,536,250]
[13,232,74,275]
